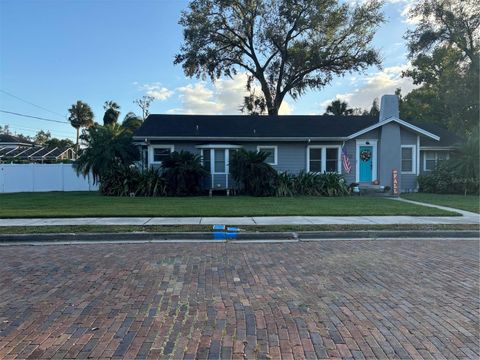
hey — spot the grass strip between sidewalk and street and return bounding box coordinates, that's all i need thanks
[0,192,458,217]
[0,224,477,234]
[401,193,480,213]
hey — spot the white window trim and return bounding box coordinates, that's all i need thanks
[355,140,378,183]
[306,145,342,174]
[149,145,174,164]
[401,144,416,174]
[423,150,450,172]
[257,145,278,165]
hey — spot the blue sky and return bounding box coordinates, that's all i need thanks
[0,0,416,140]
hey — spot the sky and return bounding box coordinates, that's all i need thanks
[0,0,417,141]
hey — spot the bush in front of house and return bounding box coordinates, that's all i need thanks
[99,165,141,196]
[99,166,166,197]
[418,162,479,195]
[161,151,208,196]
[230,149,277,196]
[276,171,350,197]
[418,133,479,195]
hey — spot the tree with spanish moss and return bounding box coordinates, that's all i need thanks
[175,0,385,115]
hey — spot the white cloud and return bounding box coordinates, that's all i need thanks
[169,73,293,115]
[137,82,174,100]
[320,64,416,112]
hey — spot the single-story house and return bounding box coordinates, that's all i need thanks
[0,134,76,163]
[133,95,459,193]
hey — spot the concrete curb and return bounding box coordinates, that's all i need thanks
[0,230,478,243]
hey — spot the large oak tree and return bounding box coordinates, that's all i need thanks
[175,0,385,115]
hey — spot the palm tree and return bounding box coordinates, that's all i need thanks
[325,100,354,116]
[74,123,139,183]
[103,101,121,126]
[121,112,143,134]
[68,101,94,151]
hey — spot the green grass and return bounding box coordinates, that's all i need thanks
[0,224,477,234]
[0,191,457,218]
[402,193,480,213]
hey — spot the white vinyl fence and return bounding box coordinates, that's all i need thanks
[0,164,98,193]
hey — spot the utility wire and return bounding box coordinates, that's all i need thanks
[0,110,70,124]
[0,89,66,118]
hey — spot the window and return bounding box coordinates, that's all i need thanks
[257,146,278,165]
[202,149,211,172]
[326,148,339,172]
[214,149,226,173]
[307,146,341,173]
[424,151,449,171]
[309,148,322,172]
[401,145,416,173]
[150,145,173,164]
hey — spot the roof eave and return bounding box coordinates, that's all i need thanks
[346,117,440,141]
[132,136,348,142]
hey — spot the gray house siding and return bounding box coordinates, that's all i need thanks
[145,140,357,188]
[378,123,401,190]
[343,139,357,184]
[400,129,418,192]
[145,127,441,193]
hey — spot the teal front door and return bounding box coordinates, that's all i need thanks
[359,146,373,182]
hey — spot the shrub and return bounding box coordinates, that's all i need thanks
[136,167,166,197]
[161,151,207,196]
[275,171,350,197]
[418,132,479,195]
[230,149,277,196]
[99,165,141,196]
[276,172,295,197]
[99,166,166,197]
[418,162,479,195]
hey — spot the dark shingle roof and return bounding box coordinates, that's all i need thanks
[410,121,462,147]
[133,114,460,148]
[134,114,379,139]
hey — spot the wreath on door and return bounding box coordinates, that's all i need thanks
[360,149,372,162]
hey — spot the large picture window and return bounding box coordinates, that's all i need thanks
[307,146,341,173]
[401,145,416,174]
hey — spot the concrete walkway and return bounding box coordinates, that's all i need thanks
[0,198,478,226]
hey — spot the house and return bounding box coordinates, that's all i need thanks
[133,95,459,193]
[0,134,76,163]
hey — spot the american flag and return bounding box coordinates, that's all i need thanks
[342,146,352,173]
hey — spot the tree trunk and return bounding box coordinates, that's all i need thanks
[268,107,279,115]
[76,127,80,153]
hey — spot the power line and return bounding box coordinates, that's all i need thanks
[0,89,66,118]
[0,110,70,124]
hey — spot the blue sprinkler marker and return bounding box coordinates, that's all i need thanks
[212,225,226,240]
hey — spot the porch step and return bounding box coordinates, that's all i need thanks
[358,184,395,197]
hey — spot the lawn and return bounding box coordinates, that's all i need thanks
[0,192,456,217]
[402,193,480,213]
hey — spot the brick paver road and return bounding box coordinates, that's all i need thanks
[0,240,478,359]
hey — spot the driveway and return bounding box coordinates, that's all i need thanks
[0,240,478,359]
